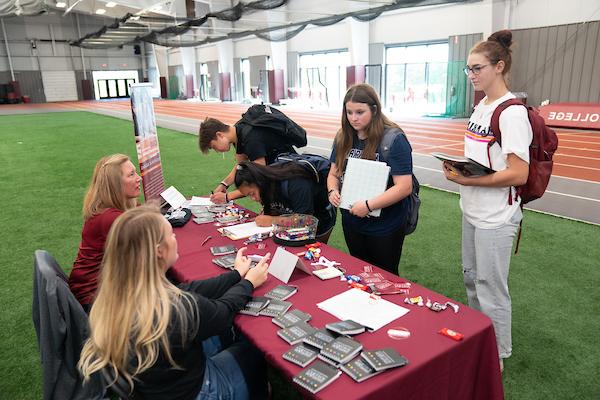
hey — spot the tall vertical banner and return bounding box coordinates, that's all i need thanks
[130,83,165,200]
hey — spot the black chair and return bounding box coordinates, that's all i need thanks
[102,366,142,400]
[32,250,140,400]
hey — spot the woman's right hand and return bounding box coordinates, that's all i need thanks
[328,189,341,208]
[233,247,252,277]
[210,192,227,204]
[244,253,271,289]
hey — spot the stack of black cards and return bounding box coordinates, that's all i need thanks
[325,320,366,336]
[293,361,342,394]
[210,245,236,256]
[302,328,338,350]
[277,321,317,345]
[340,357,382,382]
[318,336,363,367]
[264,284,298,301]
[361,348,409,372]
[239,297,270,316]
[272,309,312,329]
[212,254,236,270]
[283,343,319,367]
[258,299,292,317]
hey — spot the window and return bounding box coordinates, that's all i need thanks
[299,50,349,108]
[385,42,448,115]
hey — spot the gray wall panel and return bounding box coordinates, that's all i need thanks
[13,70,45,103]
[248,55,267,88]
[287,51,298,91]
[563,24,577,101]
[207,61,219,99]
[512,21,600,105]
[590,23,600,102]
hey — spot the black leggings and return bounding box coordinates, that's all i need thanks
[342,224,406,275]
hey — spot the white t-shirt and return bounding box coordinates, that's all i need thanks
[460,92,533,229]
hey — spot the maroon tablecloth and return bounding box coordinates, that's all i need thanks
[170,216,504,400]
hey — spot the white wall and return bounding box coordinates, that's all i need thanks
[287,23,350,53]
[233,37,270,58]
[509,0,600,29]
[371,1,492,44]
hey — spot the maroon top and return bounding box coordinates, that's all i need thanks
[169,212,504,400]
[69,208,122,306]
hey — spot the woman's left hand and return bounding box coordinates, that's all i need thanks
[349,200,370,218]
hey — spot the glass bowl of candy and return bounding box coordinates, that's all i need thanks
[272,214,319,246]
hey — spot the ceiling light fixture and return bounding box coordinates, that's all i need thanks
[56,1,67,7]
[96,8,106,14]
[105,1,117,7]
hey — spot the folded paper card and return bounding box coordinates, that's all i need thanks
[268,247,311,284]
[160,186,187,209]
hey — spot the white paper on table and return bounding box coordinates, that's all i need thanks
[189,196,215,206]
[339,158,391,217]
[160,186,187,209]
[221,221,273,240]
[317,288,410,331]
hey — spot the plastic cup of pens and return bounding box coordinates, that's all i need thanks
[272,214,319,247]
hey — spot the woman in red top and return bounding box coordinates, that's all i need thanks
[69,154,141,310]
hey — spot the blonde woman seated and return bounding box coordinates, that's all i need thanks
[78,205,271,400]
[69,154,141,311]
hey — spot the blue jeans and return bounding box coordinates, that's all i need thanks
[196,336,249,400]
[462,208,521,359]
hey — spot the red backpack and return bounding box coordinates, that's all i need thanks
[488,98,559,205]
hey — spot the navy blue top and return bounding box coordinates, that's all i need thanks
[330,132,413,236]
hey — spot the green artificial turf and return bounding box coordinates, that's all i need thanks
[0,111,598,399]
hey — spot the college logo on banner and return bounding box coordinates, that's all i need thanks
[130,83,165,200]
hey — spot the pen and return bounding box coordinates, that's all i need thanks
[201,235,212,246]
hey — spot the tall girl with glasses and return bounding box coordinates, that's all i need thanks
[327,84,414,275]
[442,30,532,372]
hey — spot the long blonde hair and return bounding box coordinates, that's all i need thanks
[78,205,197,387]
[333,84,399,175]
[82,154,138,220]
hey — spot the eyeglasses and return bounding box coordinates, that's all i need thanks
[463,64,489,76]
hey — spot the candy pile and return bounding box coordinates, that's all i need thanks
[296,243,322,260]
[358,265,411,295]
[404,296,460,313]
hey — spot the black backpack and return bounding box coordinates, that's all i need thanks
[378,128,420,235]
[273,153,331,184]
[237,104,308,148]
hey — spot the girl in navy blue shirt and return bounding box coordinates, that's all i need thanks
[327,84,414,274]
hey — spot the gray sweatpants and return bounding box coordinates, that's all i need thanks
[462,208,522,359]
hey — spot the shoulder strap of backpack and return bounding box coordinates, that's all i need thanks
[378,127,404,163]
[488,98,527,207]
[489,98,526,148]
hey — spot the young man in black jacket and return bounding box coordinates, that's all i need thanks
[199,117,298,203]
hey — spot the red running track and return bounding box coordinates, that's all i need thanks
[5,100,600,183]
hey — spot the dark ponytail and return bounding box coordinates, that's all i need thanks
[234,161,313,209]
